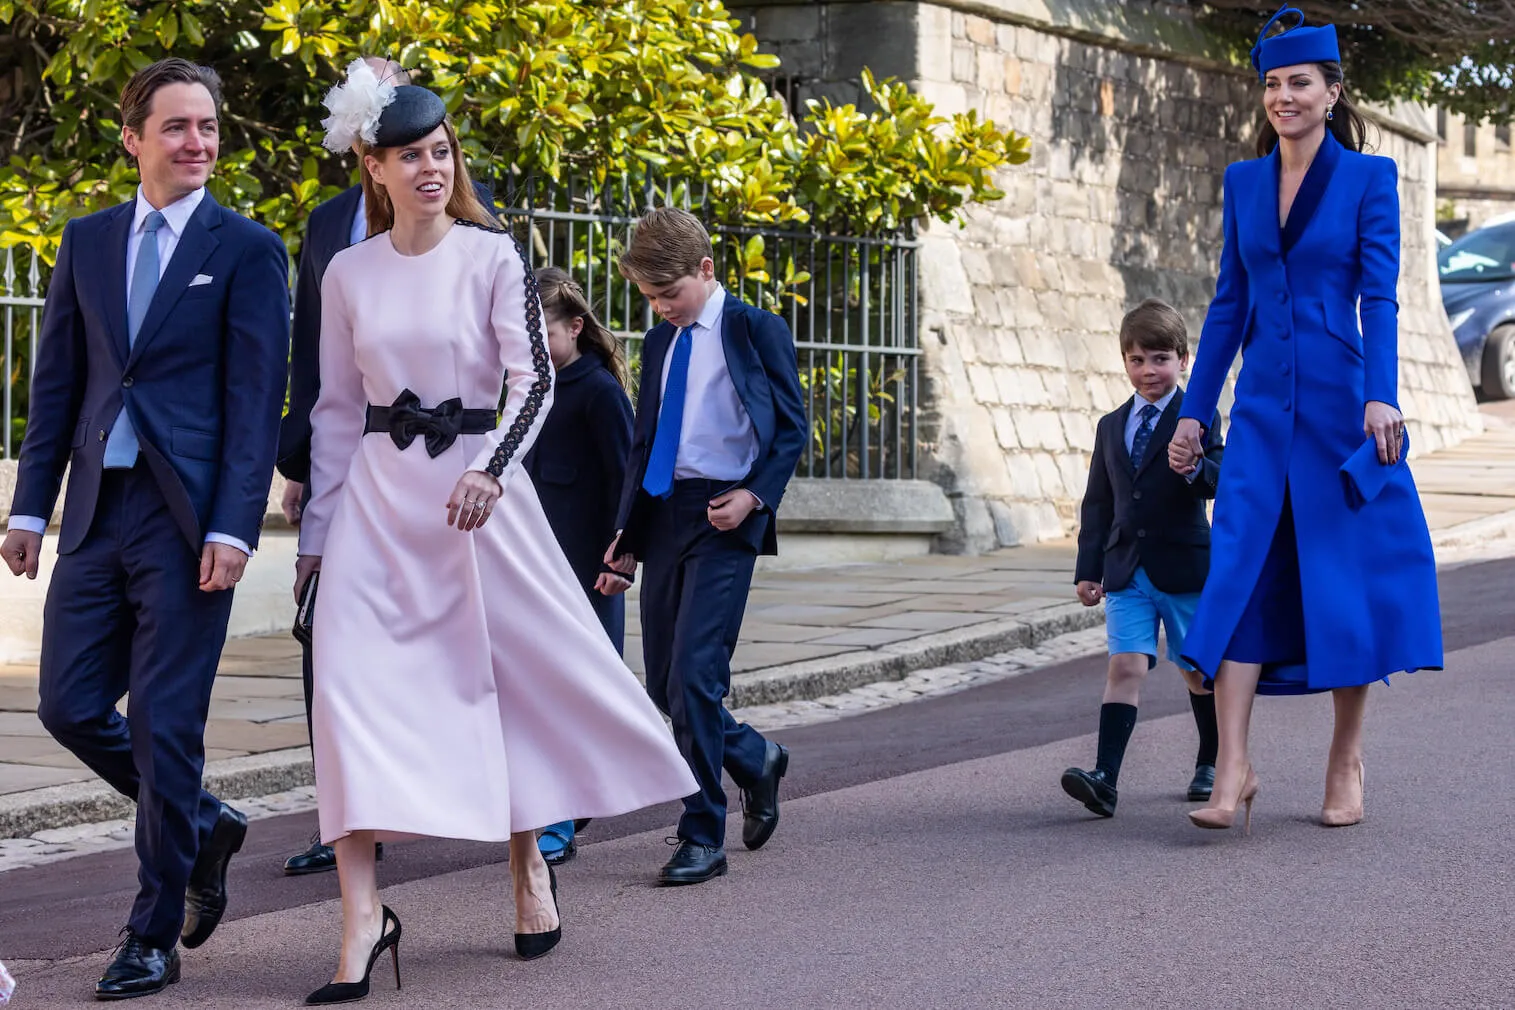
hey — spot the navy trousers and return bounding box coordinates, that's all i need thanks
[639,480,769,848]
[36,465,231,948]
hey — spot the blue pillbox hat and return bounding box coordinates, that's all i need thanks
[1250,5,1340,82]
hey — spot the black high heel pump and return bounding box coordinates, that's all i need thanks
[514,865,561,960]
[306,905,402,1005]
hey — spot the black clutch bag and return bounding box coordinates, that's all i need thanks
[293,571,319,648]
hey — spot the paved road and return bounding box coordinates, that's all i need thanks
[4,559,1513,1008]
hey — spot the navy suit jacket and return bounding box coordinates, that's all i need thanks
[11,194,290,554]
[277,181,500,482]
[615,294,806,558]
[1075,388,1223,596]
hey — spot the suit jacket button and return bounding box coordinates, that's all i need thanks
[122,376,134,388]
[1133,490,1143,500]
[1137,529,1147,538]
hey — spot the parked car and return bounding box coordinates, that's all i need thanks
[1438,221,1515,400]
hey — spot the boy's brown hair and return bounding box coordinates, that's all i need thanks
[1119,298,1188,357]
[618,207,714,286]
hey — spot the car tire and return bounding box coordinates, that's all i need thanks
[1482,324,1515,400]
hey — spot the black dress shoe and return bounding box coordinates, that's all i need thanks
[181,803,247,949]
[1061,767,1118,817]
[740,741,789,851]
[284,836,385,876]
[657,840,728,886]
[1187,764,1217,802]
[95,929,180,1000]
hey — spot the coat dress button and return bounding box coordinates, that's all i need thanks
[121,376,134,387]
[1276,290,1289,303]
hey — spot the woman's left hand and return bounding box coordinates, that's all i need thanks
[1364,400,1405,466]
[448,470,503,531]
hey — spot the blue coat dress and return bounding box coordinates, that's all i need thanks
[1178,133,1443,694]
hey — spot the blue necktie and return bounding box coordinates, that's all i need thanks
[642,326,693,498]
[1130,403,1160,472]
[103,210,166,468]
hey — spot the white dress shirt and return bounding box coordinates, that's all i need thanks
[8,187,252,556]
[1124,386,1178,456]
[349,192,368,247]
[659,287,759,483]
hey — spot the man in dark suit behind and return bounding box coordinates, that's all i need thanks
[273,57,499,876]
[1,59,290,999]
[1063,298,1224,819]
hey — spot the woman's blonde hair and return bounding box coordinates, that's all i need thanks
[358,118,498,236]
[535,266,628,389]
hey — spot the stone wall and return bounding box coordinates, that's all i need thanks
[738,0,1484,551]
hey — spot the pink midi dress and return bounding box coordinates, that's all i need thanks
[299,221,696,844]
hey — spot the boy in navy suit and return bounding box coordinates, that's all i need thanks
[1063,299,1224,818]
[603,208,806,884]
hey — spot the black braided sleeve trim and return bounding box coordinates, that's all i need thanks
[476,225,551,479]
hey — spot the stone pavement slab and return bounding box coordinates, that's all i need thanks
[2,413,1514,836]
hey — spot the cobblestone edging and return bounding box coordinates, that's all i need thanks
[0,625,1108,874]
[0,602,1105,843]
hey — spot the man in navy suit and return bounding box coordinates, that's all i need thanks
[1,59,290,999]
[605,207,806,885]
[272,59,500,877]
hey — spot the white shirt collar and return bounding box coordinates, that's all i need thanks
[134,185,206,238]
[692,285,727,333]
[1135,386,1178,414]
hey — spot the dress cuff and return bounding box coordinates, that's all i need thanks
[6,515,47,535]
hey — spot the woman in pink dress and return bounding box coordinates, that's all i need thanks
[295,63,696,1004]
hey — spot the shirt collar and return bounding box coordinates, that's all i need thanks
[1136,386,1178,414]
[692,285,726,334]
[134,185,206,239]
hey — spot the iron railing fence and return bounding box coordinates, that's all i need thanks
[497,174,921,480]
[1,246,45,460]
[2,176,921,480]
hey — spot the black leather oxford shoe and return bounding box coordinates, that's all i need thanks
[740,741,789,851]
[657,840,728,886]
[1060,767,1118,818]
[283,835,384,875]
[182,803,247,949]
[95,929,180,1000]
[1187,764,1217,802]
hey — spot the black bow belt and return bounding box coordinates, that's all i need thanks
[364,388,496,458]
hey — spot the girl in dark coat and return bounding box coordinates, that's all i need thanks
[523,267,636,864]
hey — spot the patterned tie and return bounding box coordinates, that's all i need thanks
[103,210,166,468]
[1130,402,1161,472]
[641,325,694,498]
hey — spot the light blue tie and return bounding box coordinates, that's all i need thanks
[1130,403,1160,472]
[104,210,165,468]
[641,326,694,498]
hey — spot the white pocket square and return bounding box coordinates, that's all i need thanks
[189,274,214,287]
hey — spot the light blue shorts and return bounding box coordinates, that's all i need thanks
[1104,567,1200,670]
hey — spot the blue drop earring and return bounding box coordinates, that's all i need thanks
[1327,105,1335,121]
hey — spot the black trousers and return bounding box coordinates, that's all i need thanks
[639,480,768,847]
[36,465,230,948]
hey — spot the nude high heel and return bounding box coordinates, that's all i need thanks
[1188,766,1260,834]
[1321,760,1365,827]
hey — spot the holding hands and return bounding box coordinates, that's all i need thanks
[597,534,636,597]
[448,470,502,532]
[1168,418,1205,477]
[1365,400,1404,465]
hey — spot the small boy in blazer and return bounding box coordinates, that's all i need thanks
[1064,298,1225,817]
[603,208,807,884]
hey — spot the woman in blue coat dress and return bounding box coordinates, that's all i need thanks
[1168,7,1443,834]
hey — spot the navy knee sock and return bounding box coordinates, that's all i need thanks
[1094,703,1139,784]
[1189,691,1219,767]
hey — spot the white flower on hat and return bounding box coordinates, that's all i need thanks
[320,58,398,153]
